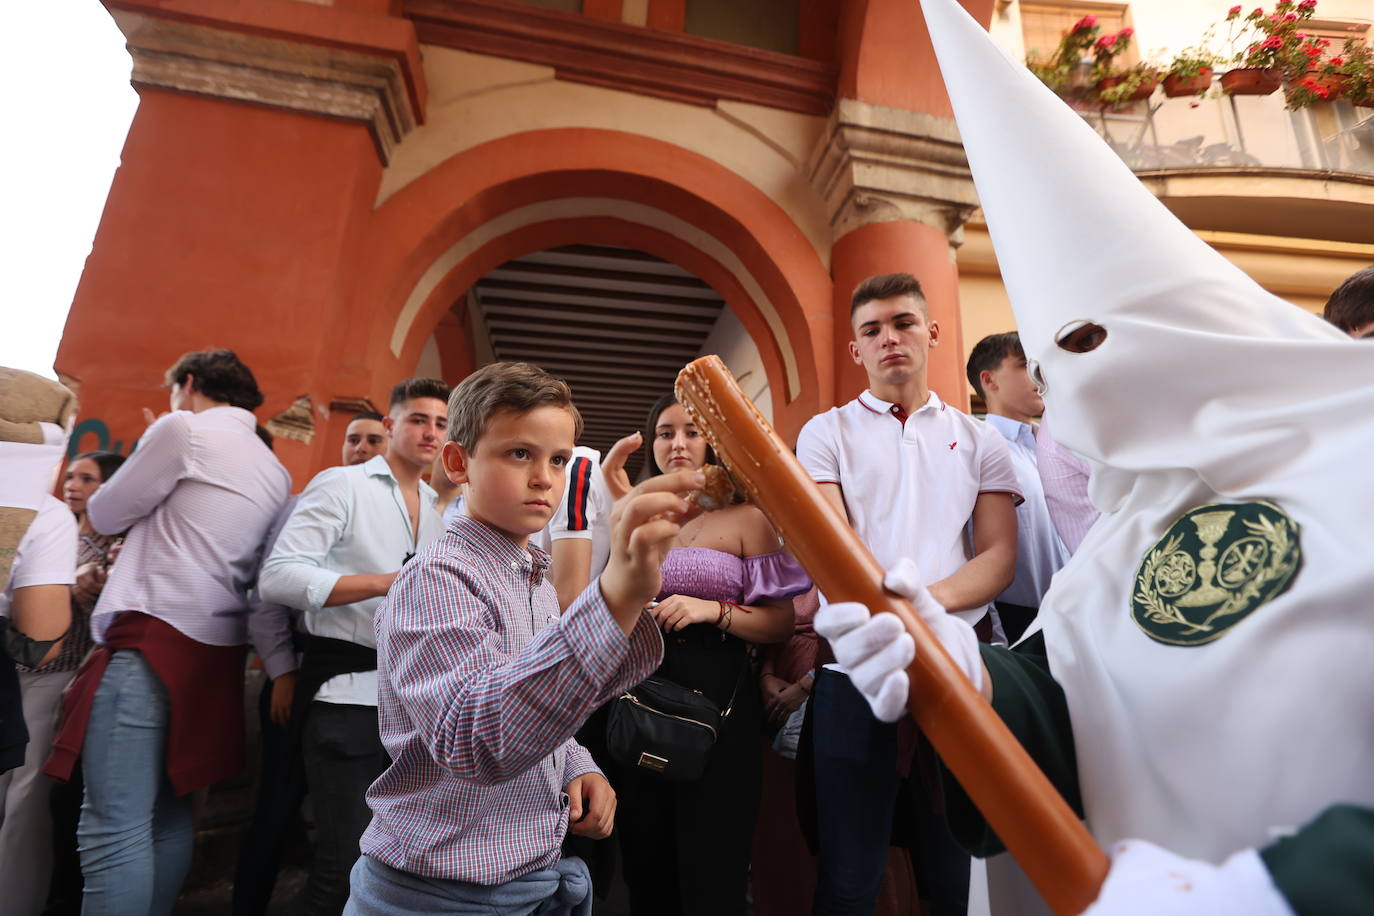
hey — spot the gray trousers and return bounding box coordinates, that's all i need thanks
[0,668,76,916]
[293,701,389,916]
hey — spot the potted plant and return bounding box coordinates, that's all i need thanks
[1220,1,1317,96]
[1337,37,1374,107]
[1097,63,1163,106]
[1091,27,1159,104]
[1284,72,1336,109]
[1026,15,1102,96]
[1163,44,1225,97]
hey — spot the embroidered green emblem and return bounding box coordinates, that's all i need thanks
[1132,501,1301,646]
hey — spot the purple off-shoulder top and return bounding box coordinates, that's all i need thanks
[656,547,811,605]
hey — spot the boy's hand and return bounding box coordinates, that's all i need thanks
[566,772,616,840]
[600,470,704,633]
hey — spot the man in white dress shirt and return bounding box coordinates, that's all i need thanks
[966,332,1070,644]
[259,377,449,916]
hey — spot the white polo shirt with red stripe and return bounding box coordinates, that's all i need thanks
[531,446,612,580]
[796,389,1022,625]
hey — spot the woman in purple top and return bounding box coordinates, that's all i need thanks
[611,393,809,916]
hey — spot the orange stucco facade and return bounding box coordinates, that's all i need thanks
[56,0,1001,486]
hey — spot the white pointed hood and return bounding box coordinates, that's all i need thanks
[917,0,1374,864]
[917,0,1369,512]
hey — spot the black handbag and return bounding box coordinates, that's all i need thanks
[606,662,748,782]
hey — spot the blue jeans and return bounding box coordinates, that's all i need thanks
[344,854,592,915]
[78,650,193,915]
[810,668,968,916]
[811,668,902,915]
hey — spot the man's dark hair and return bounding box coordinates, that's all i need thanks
[72,451,126,483]
[351,410,385,424]
[1322,265,1374,333]
[965,331,1025,400]
[446,363,581,450]
[390,378,451,412]
[163,349,264,411]
[851,272,929,318]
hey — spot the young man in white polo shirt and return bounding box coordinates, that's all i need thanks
[966,332,1070,644]
[796,272,1020,916]
[259,377,449,916]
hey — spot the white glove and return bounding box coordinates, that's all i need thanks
[1083,840,1295,916]
[813,558,982,723]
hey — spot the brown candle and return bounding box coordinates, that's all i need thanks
[676,355,1108,916]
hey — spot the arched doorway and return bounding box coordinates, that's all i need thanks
[347,128,832,446]
[434,244,772,479]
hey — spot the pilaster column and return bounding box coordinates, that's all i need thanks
[108,0,424,163]
[56,0,428,483]
[809,98,979,407]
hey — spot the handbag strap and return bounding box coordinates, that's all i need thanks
[719,649,753,720]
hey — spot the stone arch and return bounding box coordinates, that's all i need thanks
[348,128,833,441]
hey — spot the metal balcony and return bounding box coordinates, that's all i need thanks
[1079,90,1374,177]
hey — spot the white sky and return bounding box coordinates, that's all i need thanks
[0,2,138,380]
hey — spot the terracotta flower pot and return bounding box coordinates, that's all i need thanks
[1162,69,1214,97]
[1220,67,1282,96]
[1094,75,1159,103]
[1305,70,1350,100]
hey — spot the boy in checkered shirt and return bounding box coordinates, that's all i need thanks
[346,362,703,915]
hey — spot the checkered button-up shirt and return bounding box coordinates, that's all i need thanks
[361,514,662,883]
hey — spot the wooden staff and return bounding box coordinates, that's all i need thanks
[676,355,1108,916]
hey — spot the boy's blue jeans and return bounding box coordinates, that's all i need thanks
[344,853,593,915]
[77,650,194,915]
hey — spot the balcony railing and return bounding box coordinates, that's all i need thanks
[1076,90,1374,177]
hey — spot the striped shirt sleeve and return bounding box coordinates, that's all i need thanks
[550,456,595,538]
[384,553,660,784]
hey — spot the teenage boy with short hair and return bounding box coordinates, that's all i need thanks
[966,331,1070,644]
[796,273,1020,915]
[260,377,450,915]
[346,362,698,915]
[1322,265,1374,339]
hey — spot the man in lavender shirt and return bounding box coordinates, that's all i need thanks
[74,349,290,913]
[1035,411,1100,556]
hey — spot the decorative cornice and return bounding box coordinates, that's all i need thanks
[112,10,419,163]
[808,98,980,243]
[328,396,381,416]
[404,0,837,116]
[266,395,316,444]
